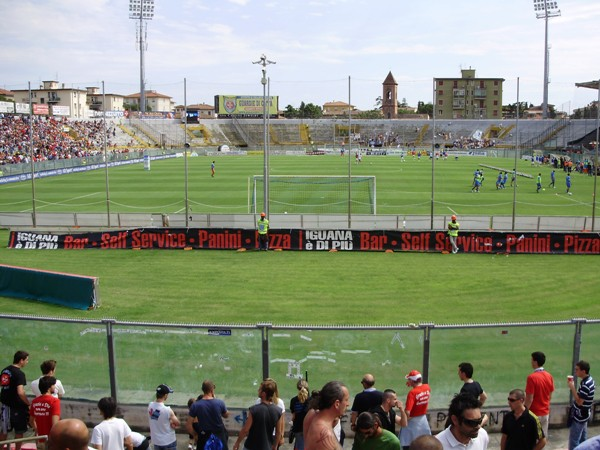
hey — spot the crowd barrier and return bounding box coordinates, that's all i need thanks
[0,316,598,434]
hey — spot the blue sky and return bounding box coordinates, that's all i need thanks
[2,0,600,113]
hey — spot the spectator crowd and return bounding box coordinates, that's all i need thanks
[0,115,127,166]
[0,349,596,450]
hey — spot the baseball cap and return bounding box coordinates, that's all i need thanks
[451,215,457,221]
[156,384,173,396]
[405,370,422,381]
[260,212,266,217]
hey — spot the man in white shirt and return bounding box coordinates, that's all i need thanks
[435,393,489,450]
[148,384,180,450]
[31,360,65,399]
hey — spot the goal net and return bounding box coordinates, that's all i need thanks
[249,175,376,214]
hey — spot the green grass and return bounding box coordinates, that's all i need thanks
[0,155,598,408]
[0,231,597,324]
[0,155,596,216]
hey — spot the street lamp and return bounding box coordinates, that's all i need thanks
[129,0,155,114]
[533,0,560,119]
[252,54,276,216]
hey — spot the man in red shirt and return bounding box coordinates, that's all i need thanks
[400,370,431,450]
[29,376,61,449]
[525,351,554,440]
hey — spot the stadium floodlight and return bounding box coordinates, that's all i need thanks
[533,0,561,119]
[129,0,155,115]
[252,54,276,217]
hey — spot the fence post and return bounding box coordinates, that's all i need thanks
[258,322,272,380]
[103,319,118,401]
[421,323,434,383]
[570,318,587,403]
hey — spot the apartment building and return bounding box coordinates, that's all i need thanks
[435,68,504,119]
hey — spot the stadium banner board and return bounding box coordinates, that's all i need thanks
[52,105,70,116]
[214,95,279,117]
[88,110,126,118]
[7,229,600,254]
[123,111,175,119]
[33,104,49,115]
[0,153,178,185]
[15,103,30,114]
[0,101,15,113]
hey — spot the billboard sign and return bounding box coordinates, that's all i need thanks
[0,101,15,113]
[15,103,30,114]
[215,95,278,117]
[52,105,70,116]
[33,104,49,115]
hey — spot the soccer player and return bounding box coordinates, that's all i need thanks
[211,161,216,177]
[549,170,556,188]
[536,173,542,193]
[566,174,572,195]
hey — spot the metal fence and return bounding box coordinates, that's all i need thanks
[1,315,597,410]
[0,212,595,232]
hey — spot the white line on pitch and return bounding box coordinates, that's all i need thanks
[20,192,103,212]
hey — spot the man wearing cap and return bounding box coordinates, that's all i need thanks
[351,374,383,431]
[187,380,230,450]
[447,216,459,254]
[257,212,269,250]
[399,370,431,450]
[148,384,180,450]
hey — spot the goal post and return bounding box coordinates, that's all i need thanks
[248,175,376,214]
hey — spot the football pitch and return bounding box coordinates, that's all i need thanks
[0,153,596,216]
[0,153,598,409]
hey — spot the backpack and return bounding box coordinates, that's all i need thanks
[204,434,223,450]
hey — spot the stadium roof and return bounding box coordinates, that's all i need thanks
[575,80,600,90]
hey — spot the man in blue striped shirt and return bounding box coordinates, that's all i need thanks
[568,360,595,450]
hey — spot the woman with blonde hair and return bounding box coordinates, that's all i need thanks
[289,379,310,450]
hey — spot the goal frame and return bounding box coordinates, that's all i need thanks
[248,175,376,215]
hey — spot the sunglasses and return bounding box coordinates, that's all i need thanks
[461,417,483,427]
[507,397,521,402]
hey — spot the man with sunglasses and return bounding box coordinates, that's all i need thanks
[500,389,546,450]
[435,393,489,450]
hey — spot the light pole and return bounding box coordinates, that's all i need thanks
[129,0,154,114]
[533,0,560,119]
[253,54,276,216]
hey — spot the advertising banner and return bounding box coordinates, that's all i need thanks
[15,103,30,114]
[0,101,15,113]
[8,229,600,254]
[215,95,279,116]
[52,105,70,116]
[33,104,49,115]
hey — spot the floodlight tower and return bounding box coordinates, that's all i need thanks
[252,54,276,217]
[129,0,155,114]
[533,0,561,119]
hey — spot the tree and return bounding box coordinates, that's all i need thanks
[298,102,323,118]
[283,104,299,118]
[356,109,383,119]
[417,101,433,116]
[502,101,529,119]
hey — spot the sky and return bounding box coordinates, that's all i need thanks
[2,0,600,114]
